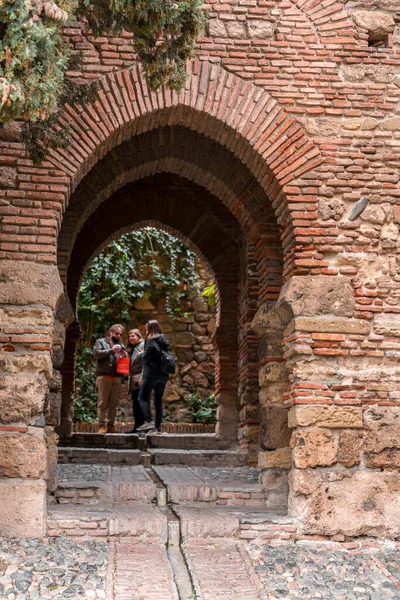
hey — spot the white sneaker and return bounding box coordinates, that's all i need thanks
[136,421,156,432]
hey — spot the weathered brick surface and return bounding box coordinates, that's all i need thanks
[1,0,400,538]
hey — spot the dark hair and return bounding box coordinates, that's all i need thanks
[146,319,162,339]
[127,328,144,348]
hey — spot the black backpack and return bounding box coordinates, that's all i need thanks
[157,340,176,375]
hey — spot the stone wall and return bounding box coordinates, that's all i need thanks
[0,0,400,538]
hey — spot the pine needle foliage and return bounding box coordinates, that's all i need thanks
[0,0,206,162]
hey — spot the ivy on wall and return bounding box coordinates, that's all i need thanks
[0,0,206,162]
[74,227,200,421]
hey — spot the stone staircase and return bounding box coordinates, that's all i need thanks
[58,432,244,467]
[51,432,292,542]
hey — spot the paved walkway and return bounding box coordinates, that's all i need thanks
[1,534,400,599]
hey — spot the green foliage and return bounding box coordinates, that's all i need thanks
[73,346,98,422]
[201,281,216,308]
[0,0,207,161]
[186,392,217,424]
[74,226,200,421]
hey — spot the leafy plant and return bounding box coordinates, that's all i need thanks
[186,392,217,424]
[201,281,216,308]
[0,0,207,162]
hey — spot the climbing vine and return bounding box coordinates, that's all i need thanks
[74,227,200,420]
[0,0,206,162]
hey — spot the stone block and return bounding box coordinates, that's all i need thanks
[291,428,338,468]
[0,166,17,188]
[292,359,338,383]
[289,468,400,539]
[363,405,400,468]
[259,362,286,385]
[288,406,363,429]
[248,20,274,39]
[259,405,291,450]
[259,447,292,469]
[339,430,361,468]
[0,429,47,478]
[0,261,63,309]
[45,428,58,493]
[374,313,400,337]
[47,391,62,427]
[0,479,47,537]
[292,316,370,335]
[352,10,395,40]
[9,354,53,378]
[225,22,248,39]
[277,276,355,320]
[174,331,196,346]
[0,372,48,424]
[0,121,23,142]
[209,19,227,37]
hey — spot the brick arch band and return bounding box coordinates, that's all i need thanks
[53,60,323,279]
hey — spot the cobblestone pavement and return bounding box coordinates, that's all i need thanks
[0,537,108,599]
[246,543,400,600]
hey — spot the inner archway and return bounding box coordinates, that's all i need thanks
[66,222,221,433]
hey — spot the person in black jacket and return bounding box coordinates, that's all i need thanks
[93,324,126,434]
[127,328,145,433]
[136,320,171,432]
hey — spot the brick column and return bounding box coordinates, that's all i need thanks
[0,260,63,537]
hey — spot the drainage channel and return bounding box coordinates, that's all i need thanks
[146,467,196,600]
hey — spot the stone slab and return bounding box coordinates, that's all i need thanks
[0,478,46,537]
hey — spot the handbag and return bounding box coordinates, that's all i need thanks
[116,356,130,375]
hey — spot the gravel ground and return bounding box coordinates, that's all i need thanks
[0,537,109,600]
[247,543,400,600]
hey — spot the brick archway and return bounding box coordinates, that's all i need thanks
[60,174,250,444]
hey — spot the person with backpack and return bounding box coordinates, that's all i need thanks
[136,319,175,433]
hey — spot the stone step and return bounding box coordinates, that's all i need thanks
[58,447,142,465]
[146,433,231,450]
[55,464,156,504]
[148,449,244,467]
[47,503,168,541]
[58,433,145,450]
[153,466,269,506]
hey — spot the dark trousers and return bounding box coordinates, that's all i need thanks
[131,388,145,430]
[138,377,167,430]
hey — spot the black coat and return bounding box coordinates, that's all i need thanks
[141,334,170,380]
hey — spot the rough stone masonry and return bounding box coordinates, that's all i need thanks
[0,0,400,539]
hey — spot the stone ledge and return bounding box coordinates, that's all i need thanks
[290,316,370,335]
